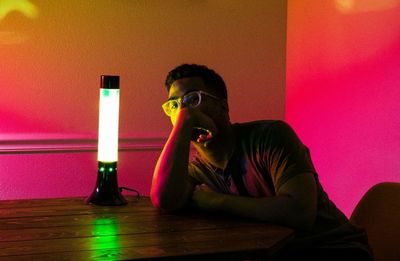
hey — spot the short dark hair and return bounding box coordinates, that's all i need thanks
[165,64,227,99]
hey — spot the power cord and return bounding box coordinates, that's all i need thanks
[119,187,141,201]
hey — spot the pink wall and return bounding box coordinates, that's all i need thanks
[0,150,159,200]
[286,0,400,216]
[0,1,287,200]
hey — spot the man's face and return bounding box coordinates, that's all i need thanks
[166,77,228,144]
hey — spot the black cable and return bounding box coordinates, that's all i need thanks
[119,187,141,201]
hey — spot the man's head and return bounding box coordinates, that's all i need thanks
[163,64,231,147]
[165,64,227,101]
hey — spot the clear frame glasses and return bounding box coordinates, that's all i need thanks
[162,90,222,117]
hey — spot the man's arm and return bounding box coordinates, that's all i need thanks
[150,108,195,211]
[191,172,317,230]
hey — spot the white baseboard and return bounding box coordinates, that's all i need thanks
[0,136,166,154]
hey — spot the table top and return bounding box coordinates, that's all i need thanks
[0,196,294,260]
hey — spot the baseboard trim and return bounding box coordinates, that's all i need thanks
[0,137,166,154]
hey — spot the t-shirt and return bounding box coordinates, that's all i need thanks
[188,120,371,252]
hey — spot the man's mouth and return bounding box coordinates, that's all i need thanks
[191,127,214,143]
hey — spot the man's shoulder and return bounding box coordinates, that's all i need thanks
[233,119,288,132]
[233,120,299,146]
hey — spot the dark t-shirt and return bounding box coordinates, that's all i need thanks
[188,120,371,253]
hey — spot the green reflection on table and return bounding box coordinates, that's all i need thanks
[91,217,121,260]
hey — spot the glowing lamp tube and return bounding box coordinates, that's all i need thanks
[86,75,127,206]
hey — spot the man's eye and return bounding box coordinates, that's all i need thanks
[183,93,200,106]
[187,95,199,104]
[170,102,178,109]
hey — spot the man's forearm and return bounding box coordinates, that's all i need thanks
[192,173,317,230]
[192,191,314,230]
[222,194,312,229]
[150,116,194,211]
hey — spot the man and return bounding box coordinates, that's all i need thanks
[151,64,372,260]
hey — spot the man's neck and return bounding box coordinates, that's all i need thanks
[193,123,235,170]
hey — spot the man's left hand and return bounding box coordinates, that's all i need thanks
[191,184,224,212]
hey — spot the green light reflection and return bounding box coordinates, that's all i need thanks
[91,217,121,260]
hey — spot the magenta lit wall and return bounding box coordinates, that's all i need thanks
[286,0,400,216]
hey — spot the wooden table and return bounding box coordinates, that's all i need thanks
[0,196,294,260]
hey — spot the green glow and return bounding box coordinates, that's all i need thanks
[0,0,38,21]
[98,88,120,162]
[91,218,121,260]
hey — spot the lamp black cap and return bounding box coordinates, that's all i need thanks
[101,75,119,89]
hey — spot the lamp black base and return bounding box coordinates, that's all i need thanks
[86,162,127,206]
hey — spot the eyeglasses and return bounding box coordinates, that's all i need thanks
[162,90,222,117]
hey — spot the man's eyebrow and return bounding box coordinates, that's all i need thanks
[167,95,178,101]
[167,89,198,101]
[184,89,198,95]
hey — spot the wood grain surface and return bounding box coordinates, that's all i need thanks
[0,196,294,260]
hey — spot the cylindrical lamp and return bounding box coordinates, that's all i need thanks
[86,75,127,205]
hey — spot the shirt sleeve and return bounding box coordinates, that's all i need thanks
[188,162,203,186]
[261,121,317,192]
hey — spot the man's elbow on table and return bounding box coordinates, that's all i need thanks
[277,173,317,231]
[150,187,191,212]
[255,195,316,231]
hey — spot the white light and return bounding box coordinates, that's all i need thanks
[98,88,120,162]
